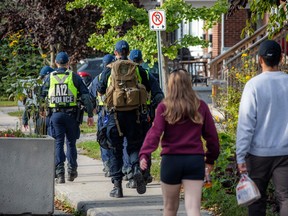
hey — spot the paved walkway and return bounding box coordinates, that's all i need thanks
[0,106,23,130]
[55,141,213,216]
[0,106,214,216]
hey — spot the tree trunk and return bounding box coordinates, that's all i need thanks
[50,45,56,69]
[160,31,169,95]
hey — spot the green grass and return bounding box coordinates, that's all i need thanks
[77,140,101,159]
[0,97,17,107]
[8,110,23,117]
[80,122,97,133]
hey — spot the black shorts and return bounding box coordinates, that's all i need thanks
[160,154,205,185]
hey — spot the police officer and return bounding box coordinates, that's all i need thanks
[89,54,115,177]
[97,40,151,198]
[41,52,94,184]
[125,49,164,188]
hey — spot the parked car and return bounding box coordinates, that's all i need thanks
[77,57,103,87]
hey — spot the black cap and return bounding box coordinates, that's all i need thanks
[258,40,281,58]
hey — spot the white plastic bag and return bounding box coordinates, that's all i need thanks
[236,174,261,206]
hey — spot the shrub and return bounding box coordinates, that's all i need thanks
[0,30,45,99]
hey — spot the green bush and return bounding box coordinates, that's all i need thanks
[0,30,45,99]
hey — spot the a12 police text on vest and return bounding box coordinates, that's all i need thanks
[50,84,75,104]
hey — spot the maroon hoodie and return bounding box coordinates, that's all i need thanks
[139,100,220,164]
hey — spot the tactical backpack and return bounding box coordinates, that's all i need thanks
[105,60,148,111]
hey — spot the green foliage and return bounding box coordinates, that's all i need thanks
[240,0,288,37]
[214,53,257,137]
[67,0,227,63]
[0,31,44,99]
[203,185,247,216]
[0,129,26,137]
[150,146,161,181]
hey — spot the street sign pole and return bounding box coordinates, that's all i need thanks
[156,30,163,91]
[149,9,166,94]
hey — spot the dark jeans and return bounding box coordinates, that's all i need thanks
[246,154,288,216]
[107,110,143,182]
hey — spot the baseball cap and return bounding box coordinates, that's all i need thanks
[39,66,54,77]
[55,52,69,64]
[258,40,281,58]
[115,40,129,53]
[102,54,115,66]
[129,49,143,62]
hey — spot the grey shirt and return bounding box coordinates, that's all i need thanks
[236,71,288,163]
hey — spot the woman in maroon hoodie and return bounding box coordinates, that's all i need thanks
[139,69,220,216]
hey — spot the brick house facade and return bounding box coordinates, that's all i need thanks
[209,9,250,58]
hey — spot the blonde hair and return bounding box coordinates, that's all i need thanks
[163,69,203,125]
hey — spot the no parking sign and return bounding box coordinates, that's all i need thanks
[149,10,166,31]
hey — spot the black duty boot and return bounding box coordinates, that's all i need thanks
[55,164,65,184]
[133,166,146,195]
[56,174,65,184]
[110,180,123,198]
[126,179,137,189]
[67,170,78,182]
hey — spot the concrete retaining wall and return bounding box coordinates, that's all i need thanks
[0,136,55,215]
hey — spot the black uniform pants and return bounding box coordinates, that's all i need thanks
[107,110,143,182]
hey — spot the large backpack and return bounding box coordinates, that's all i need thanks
[105,60,148,111]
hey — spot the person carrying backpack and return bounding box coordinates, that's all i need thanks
[96,40,151,198]
[124,49,164,189]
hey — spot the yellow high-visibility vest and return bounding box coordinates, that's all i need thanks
[48,70,77,107]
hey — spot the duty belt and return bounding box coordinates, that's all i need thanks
[51,107,76,113]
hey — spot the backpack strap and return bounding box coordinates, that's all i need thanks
[113,112,123,136]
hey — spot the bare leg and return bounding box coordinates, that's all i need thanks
[182,179,203,216]
[161,181,181,216]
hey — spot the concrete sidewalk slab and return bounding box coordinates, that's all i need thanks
[55,150,213,216]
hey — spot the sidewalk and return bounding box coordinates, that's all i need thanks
[0,106,22,130]
[0,106,214,215]
[55,140,213,216]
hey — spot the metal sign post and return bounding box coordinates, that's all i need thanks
[149,9,166,94]
[156,31,163,90]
